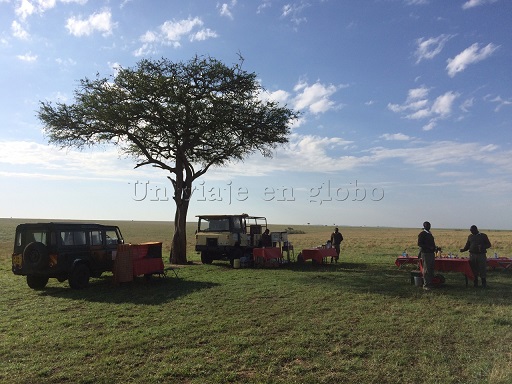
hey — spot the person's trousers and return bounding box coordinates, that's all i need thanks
[421,252,435,287]
[469,253,487,279]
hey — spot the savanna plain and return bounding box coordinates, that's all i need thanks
[1,218,512,384]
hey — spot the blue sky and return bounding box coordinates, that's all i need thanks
[1,0,511,229]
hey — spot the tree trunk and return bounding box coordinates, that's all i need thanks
[170,198,189,264]
[169,172,193,265]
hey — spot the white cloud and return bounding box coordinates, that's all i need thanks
[414,34,454,63]
[17,52,38,61]
[388,88,460,130]
[0,140,157,181]
[446,43,499,77]
[405,0,429,4]
[369,141,500,170]
[160,17,203,42]
[488,95,512,112]
[14,0,87,21]
[11,20,30,39]
[108,61,122,77]
[66,9,116,37]
[462,0,498,9]
[460,98,474,113]
[257,0,272,13]
[259,89,291,106]
[292,80,342,114]
[219,0,237,19]
[15,0,36,20]
[380,133,411,141]
[408,86,429,100]
[134,17,216,56]
[190,28,218,42]
[431,91,459,117]
[281,2,310,26]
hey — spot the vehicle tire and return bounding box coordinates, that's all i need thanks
[23,242,49,269]
[68,263,90,289]
[297,252,304,264]
[26,275,49,290]
[201,251,213,264]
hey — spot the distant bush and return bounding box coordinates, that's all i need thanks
[285,227,305,234]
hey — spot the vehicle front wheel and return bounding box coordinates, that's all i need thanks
[26,275,49,290]
[68,263,90,289]
[201,251,213,264]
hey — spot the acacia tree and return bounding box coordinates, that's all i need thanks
[38,56,297,264]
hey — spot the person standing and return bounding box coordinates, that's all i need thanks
[459,225,492,288]
[260,228,272,247]
[417,221,436,290]
[330,227,343,262]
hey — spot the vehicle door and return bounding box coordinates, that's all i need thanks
[58,229,90,269]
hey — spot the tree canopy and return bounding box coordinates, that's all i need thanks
[38,55,298,264]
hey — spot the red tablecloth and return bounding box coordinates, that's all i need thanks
[300,248,338,263]
[253,247,282,262]
[420,257,474,281]
[486,257,512,270]
[396,256,512,272]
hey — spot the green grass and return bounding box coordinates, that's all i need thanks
[1,218,512,383]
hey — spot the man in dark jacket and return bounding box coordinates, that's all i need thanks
[459,225,492,288]
[330,227,344,262]
[418,221,436,290]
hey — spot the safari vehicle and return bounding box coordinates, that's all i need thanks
[195,214,268,265]
[12,222,124,290]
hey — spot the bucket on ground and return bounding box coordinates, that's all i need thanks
[414,276,424,287]
[233,258,241,269]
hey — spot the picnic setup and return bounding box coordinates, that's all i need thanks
[395,252,512,287]
[250,243,338,267]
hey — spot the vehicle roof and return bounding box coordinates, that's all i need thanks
[16,222,120,229]
[196,214,266,220]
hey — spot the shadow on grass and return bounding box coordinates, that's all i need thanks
[286,261,512,305]
[37,270,220,305]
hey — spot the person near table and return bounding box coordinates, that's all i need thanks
[330,227,344,262]
[417,221,436,290]
[260,228,272,247]
[459,225,492,288]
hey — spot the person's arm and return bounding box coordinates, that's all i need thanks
[484,234,492,250]
[460,237,470,252]
[417,232,424,249]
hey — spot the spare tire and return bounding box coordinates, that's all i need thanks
[23,242,49,270]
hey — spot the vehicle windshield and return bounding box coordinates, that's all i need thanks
[198,218,231,232]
